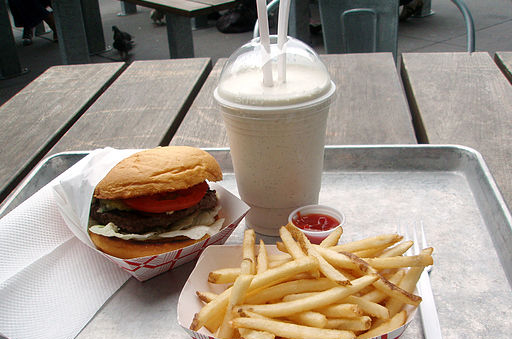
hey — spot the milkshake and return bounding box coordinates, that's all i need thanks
[214,36,336,236]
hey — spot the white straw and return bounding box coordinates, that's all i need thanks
[256,0,273,87]
[277,0,291,83]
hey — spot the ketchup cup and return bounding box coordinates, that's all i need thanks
[288,205,345,244]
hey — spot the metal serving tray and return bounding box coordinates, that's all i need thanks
[1,145,511,339]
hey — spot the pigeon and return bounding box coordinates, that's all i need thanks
[112,25,134,60]
[150,9,166,25]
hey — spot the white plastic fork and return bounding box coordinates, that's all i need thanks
[409,222,443,339]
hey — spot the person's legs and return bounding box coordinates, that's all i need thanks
[216,0,257,34]
[8,0,55,44]
[22,27,33,45]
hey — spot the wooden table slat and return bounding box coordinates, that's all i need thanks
[192,0,235,7]
[494,51,512,84]
[171,53,416,147]
[401,52,512,207]
[0,62,125,202]
[130,0,210,13]
[49,58,212,155]
[322,53,415,144]
[170,59,227,147]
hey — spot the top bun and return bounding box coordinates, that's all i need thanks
[94,146,222,200]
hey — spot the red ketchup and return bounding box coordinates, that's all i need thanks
[293,212,340,232]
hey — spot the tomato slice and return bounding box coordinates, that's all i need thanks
[123,181,208,213]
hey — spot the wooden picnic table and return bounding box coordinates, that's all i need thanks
[0,52,511,339]
[0,62,125,203]
[114,0,237,58]
[171,53,416,147]
[48,58,212,154]
[401,52,512,208]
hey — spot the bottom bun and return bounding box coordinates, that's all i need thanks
[89,231,210,259]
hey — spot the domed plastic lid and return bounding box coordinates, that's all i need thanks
[215,36,334,108]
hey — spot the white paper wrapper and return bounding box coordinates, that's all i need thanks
[178,245,417,339]
[0,149,134,339]
[52,147,250,281]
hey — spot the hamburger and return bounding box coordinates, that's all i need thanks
[88,146,224,259]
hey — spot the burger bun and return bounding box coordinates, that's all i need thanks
[94,146,223,200]
[89,231,210,259]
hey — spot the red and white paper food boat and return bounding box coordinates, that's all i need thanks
[53,148,250,281]
[92,184,249,281]
[178,245,417,339]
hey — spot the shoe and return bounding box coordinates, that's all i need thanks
[399,0,424,21]
[207,11,221,21]
[216,2,256,33]
[150,9,166,25]
[22,28,33,46]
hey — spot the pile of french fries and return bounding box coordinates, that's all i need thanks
[190,223,433,339]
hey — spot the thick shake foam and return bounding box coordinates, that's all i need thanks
[217,64,332,107]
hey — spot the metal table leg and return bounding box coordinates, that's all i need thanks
[165,13,194,58]
[414,0,435,17]
[192,15,208,29]
[81,0,107,54]
[118,1,137,16]
[289,0,310,43]
[52,0,90,64]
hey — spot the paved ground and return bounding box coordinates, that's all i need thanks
[1,0,512,106]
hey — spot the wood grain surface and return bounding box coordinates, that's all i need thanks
[48,58,211,155]
[322,53,415,144]
[126,0,208,13]
[170,59,227,147]
[401,52,512,207]
[118,0,235,16]
[171,53,416,147]
[494,51,512,84]
[0,62,124,202]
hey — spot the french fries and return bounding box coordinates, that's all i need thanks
[208,267,240,284]
[191,225,434,339]
[232,317,355,339]
[236,275,378,317]
[286,223,351,285]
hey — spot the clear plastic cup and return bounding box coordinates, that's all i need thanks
[214,36,336,236]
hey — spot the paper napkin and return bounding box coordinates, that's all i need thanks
[0,148,135,339]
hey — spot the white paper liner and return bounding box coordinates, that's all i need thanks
[52,147,250,281]
[178,245,417,339]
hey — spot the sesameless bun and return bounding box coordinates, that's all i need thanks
[89,146,223,260]
[89,231,210,259]
[94,146,223,200]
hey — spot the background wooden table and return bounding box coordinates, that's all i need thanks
[171,52,416,147]
[1,52,512,339]
[495,51,512,83]
[0,62,124,202]
[114,0,236,58]
[48,58,211,155]
[401,52,512,209]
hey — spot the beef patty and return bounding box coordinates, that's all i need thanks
[90,190,218,234]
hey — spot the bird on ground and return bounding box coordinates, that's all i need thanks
[150,9,166,25]
[112,25,134,60]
